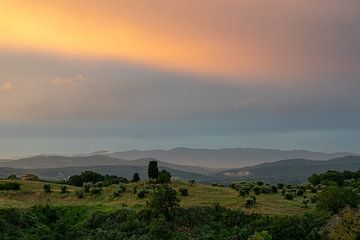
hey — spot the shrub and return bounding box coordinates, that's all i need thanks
[253,186,261,195]
[311,194,318,203]
[156,169,171,184]
[250,194,257,203]
[245,197,255,208]
[277,183,284,189]
[60,185,67,193]
[75,189,84,198]
[89,187,102,195]
[257,181,264,186]
[43,184,51,193]
[6,174,17,180]
[179,188,188,196]
[249,230,272,240]
[239,189,246,196]
[83,182,93,193]
[137,189,147,198]
[132,172,140,182]
[297,190,304,196]
[284,192,295,200]
[317,186,360,213]
[133,186,138,194]
[147,185,179,218]
[0,182,20,190]
[188,179,196,186]
[302,197,310,208]
[271,186,278,193]
[112,190,121,198]
[118,183,126,193]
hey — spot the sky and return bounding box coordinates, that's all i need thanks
[0,0,360,157]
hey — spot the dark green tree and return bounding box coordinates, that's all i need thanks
[132,172,140,182]
[156,169,171,184]
[148,161,159,180]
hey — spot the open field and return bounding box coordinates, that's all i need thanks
[0,180,312,215]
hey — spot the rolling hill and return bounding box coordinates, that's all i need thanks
[107,147,353,168]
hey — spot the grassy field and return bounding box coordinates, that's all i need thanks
[0,180,313,215]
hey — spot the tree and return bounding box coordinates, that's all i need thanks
[147,185,179,218]
[317,186,360,213]
[148,161,159,180]
[132,172,140,182]
[43,184,51,193]
[156,169,171,184]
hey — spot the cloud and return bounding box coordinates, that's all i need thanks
[50,73,85,86]
[0,81,14,91]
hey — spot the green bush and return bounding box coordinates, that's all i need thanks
[89,187,102,195]
[317,186,360,213]
[60,185,67,193]
[83,182,93,193]
[0,182,20,190]
[179,188,188,196]
[284,192,295,200]
[137,189,147,198]
[75,189,84,199]
[43,184,51,193]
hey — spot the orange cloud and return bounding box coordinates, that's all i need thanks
[0,0,358,80]
[51,74,85,87]
[0,81,14,91]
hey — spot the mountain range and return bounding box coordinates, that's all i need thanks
[0,148,359,184]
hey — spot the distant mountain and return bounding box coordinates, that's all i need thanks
[213,155,360,183]
[107,147,354,168]
[0,165,216,183]
[0,155,218,175]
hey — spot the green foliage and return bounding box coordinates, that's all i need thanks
[118,183,126,193]
[137,189,147,198]
[317,186,360,213]
[148,160,159,180]
[43,184,51,193]
[284,192,295,200]
[60,185,67,193]
[320,207,360,240]
[271,186,278,193]
[277,183,284,189]
[249,230,272,240]
[253,186,261,195]
[75,189,84,199]
[6,174,17,180]
[132,172,140,182]
[156,169,171,184]
[179,188,188,196]
[89,186,102,195]
[0,182,20,190]
[147,185,179,218]
[82,182,92,193]
[188,179,196,186]
[68,171,105,187]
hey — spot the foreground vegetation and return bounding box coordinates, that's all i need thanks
[1,162,360,239]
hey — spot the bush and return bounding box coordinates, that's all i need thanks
[112,190,121,198]
[156,169,171,184]
[245,197,255,208]
[137,189,147,198]
[302,197,310,208]
[147,185,179,218]
[179,188,188,196]
[6,174,17,180]
[43,184,51,193]
[277,183,284,189]
[284,192,295,200]
[271,186,278,193]
[249,230,272,240]
[253,186,261,195]
[188,180,196,186]
[311,194,318,203]
[83,182,93,193]
[118,183,126,193]
[89,187,102,195]
[297,190,304,196]
[317,186,360,213]
[132,172,140,182]
[133,186,138,194]
[60,185,67,193]
[0,182,20,190]
[239,189,246,196]
[257,181,264,186]
[75,189,84,198]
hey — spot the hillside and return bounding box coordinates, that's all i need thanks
[0,155,217,175]
[213,155,360,183]
[107,147,352,168]
[0,165,216,183]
